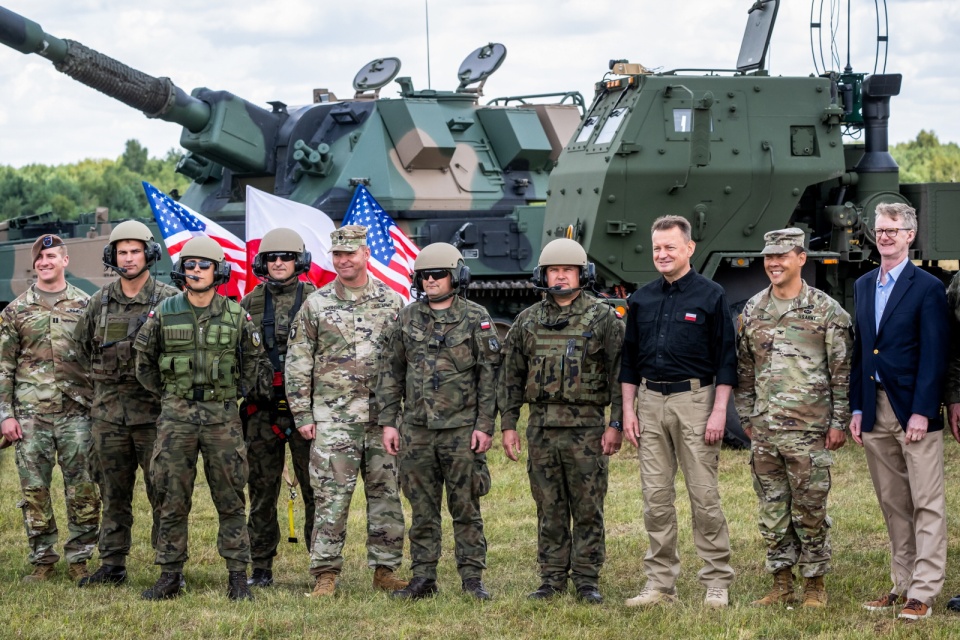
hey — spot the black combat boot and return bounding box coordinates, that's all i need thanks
[461,577,492,601]
[247,568,273,587]
[576,585,603,604]
[390,576,438,600]
[228,570,254,601]
[528,584,565,600]
[78,564,127,587]
[141,572,185,600]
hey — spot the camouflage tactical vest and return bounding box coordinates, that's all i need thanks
[523,301,610,406]
[157,295,243,402]
[90,286,162,382]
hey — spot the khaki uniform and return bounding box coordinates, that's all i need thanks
[736,281,852,577]
[0,284,100,566]
[377,296,500,581]
[285,277,405,576]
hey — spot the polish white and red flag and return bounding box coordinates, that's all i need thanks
[244,186,337,294]
[143,181,247,297]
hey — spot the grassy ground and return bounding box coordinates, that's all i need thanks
[1,418,960,639]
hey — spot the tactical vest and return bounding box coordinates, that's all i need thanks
[523,301,610,406]
[157,295,243,402]
[91,285,162,382]
[244,282,305,373]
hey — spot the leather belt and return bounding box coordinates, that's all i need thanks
[644,377,714,396]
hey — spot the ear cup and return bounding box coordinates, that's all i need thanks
[455,265,471,289]
[295,251,312,276]
[216,261,232,285]
[103,244,116,267]
[145,242,163,266]
[582,262,596,286]
[252,254,268,278]
[531,266,547,288]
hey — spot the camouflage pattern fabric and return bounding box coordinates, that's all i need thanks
[526,424,607,589]
[74,276,176,566]
[736,281,851,577]
[498,292,624,431]
[14,400,100,565]
[284,277,404,575]
[398,424,488,581]
[946,271,960,404]
[307,421,404,574]
[736,281,853,432]
[135,292,269,572]
[286,278,402,427]
[241,279,317,570]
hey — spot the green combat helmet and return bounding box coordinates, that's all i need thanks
[413,242,470,302]
[252,228,311,280]
[103,220,163,278]
[172,236,230,289]
[533,238,595,291]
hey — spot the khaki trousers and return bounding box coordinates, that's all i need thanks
[637,383,734,590]
[862,390,946,606]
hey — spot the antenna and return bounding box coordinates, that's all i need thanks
[425,0,432,89]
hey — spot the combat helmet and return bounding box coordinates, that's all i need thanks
[412,242,470,297]
[173,235,230,287]
[533,238,595,289]
[252,227,312,279]
[103,220,163,271]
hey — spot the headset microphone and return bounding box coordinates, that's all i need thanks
[104,262,128,276]
[170,271,201,282]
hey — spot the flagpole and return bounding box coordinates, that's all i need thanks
[425,0,432,89]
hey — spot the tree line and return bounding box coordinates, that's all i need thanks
[0,132,958,223]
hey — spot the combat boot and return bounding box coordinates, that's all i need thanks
[801,576,827,608]
[462,577,492,601]
[373,566,409,591]
[22,564,56,583]
[752,568,797,606]
[141,571,185,600]
[227,571,254,601]
[391,576,438,600]
[308,572,337,597]
[78,564,127,587]
[68,562,89,582]
[247,568,273,588]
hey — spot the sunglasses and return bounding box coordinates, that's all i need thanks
[420,269,450,281]
[264,252,297,263]
[182,260,214,271]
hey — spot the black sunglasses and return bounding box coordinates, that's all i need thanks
[183,259,214,271]
[264,252,297,263]
[420,269,450,281]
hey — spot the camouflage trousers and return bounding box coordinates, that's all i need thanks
[91,418,159,566]
[750,428,833,577]
[308,421,404,575]
[245,405,314,571]
[150,414,250,572]
[526,424,608,590]
[13,399,100,566]
[399,424,490,581]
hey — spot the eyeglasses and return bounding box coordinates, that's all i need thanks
[874,228,912,238]
[420,269,450,281]
[264,252,297,263]
[182,260,214,271]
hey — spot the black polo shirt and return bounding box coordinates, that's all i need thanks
[618,268,737,386]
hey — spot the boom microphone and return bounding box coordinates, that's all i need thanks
[533,284,580,295]
[104,262,127,276]
[170,271,201,281]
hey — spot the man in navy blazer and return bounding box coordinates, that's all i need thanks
[849,203,950,621]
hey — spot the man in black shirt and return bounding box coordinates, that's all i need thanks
[620,215,737,609]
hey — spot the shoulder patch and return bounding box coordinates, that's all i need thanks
[488,337,501,352]
[614,309,623,319]
[148,309,156,318]
[252,330,262,347]
[246,312,253,322]
[480,320,491,331]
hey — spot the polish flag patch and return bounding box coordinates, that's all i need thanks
[684,312,698,322]
[480,321,491,330]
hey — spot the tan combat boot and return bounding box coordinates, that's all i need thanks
[752,568,797,605]
[372,566,409,591]
[68,562,90,582]
[802,576,827,608]
[308,572,337,597]
[22,564,56,583]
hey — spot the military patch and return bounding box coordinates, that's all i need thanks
[480,320,491,331]
[489,337,500,352]
[252,331,262,347]
[148,310,155,318]
[289,324,297,341]
[683,312,698,322]
[737,313,744,335]
[615,309,623,319]
[246,312,253,322]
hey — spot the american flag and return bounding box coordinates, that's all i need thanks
[142,181,247,297]
[342,185,419,302]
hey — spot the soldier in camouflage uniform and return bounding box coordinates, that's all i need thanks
[74,221,178,588]
[736,228,852,608]
[135,235,270,601]
[241,228,317,588]
[0,234,100,583]
[947,271,960,613]
[378,243,501,601]
[285,225,407,597]
[498,239,624,605]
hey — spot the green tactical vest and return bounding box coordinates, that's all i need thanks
[157,295,243,402]
[91,286,162,382]
[523,301,610,406]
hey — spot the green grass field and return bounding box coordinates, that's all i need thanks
[1,421,959,639]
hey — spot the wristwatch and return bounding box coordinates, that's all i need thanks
[608,421,623,432]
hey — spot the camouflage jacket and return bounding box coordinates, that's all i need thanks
[498,292,624,431]
[946,271,960,405]
[74,276,178,425]
[377,296,502,435]
[736,281,852,432]
[285,277,402,427]
[134,292,271,426]
[0,283,92,423]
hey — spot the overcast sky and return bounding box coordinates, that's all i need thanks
[1,0,957,168]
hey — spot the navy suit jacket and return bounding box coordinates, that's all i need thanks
[850,261,949,432]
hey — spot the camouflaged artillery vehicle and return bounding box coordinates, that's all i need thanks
[543,0,960,313]
[0,6,583,324]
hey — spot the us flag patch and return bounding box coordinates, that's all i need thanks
[480,321,491,330]
[684,312,697,322]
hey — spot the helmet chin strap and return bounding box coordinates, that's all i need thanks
[423,289,458,304]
